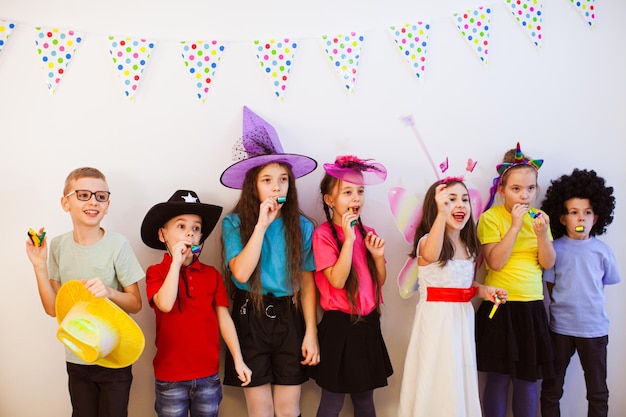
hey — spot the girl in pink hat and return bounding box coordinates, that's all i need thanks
[309,155,393,417]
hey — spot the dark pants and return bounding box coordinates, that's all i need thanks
[541,332,609,417]
[67,362,133,417]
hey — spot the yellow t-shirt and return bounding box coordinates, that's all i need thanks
[477,205,552,301]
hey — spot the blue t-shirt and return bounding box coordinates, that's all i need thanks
[543,236,621,338]
[222,213,315,297]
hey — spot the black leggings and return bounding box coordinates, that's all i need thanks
[316,388,376,417]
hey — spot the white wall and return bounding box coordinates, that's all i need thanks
[1,1,624,416]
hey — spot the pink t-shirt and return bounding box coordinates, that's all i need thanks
[312,222,382,315]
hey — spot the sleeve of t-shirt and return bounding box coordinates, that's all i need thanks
[602,245,622,286]
[212,267,230,307]
[312,226,339,273]
[145,264,166,305]
[222,214,243,272]
[302,217,316,272]
[543,266,556,284]
[114,238,145,287]
[477,209,502,245]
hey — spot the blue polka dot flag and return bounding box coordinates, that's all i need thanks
[108,36,156,101]
[34,26,84,94]
[0,20,16,57]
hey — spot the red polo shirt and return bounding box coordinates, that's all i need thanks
[146,254,229,381]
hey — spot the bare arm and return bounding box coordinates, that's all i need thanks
[482,204,526,271]
[84,278,142,314]
[25,234,59,317]
[299,271,320,365]
[322,212,356,289]
[533,214,556,269]
[217,306,251,386]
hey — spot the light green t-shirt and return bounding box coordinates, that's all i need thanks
[477,205,552,302]
[48,229,144,364]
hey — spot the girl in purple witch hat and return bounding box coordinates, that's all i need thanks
[220,107,319,417]
[309,155,393,417]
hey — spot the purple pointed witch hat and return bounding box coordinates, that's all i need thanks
[220,106,317,189]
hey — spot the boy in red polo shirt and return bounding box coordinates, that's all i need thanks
[141,190,251,417]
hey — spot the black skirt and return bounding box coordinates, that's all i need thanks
[308,309,393,393]
[475,300,554,381]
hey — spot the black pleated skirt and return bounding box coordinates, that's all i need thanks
[475,300,554,382]
[308,309,393,393]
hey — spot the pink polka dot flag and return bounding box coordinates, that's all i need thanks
[321,32,365,93]
[504,0,543,48]
[0,20,16,56]
[388,22,431,80]
[181,40,226,103]
[34,27,83,94]
[568,0,595,28]
[452,6,492,65]
[253,38,298,100]
[108,36,156,101]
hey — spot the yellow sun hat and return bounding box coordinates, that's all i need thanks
[55,280,145,369]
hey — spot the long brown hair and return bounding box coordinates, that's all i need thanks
[320,174,382,321]
[410,180,480,264]
[226,162,308,312]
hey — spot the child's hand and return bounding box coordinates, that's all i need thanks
[234,360,252,387]
[434,184,452,216]
[82,277,111,299]
[170,240,192,266]
[510,203,528,230]
[340,210,357,241]
[301,331,320,366]
[257,197,280,229]
[364,231,385,258]
[478,284,508,304]
[531,212,551,238]
[25,227,47,268]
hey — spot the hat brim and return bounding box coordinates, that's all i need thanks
[323,162,387,185]
[55,280,145,369]
[220,154,317,189]
[141,202,223,250]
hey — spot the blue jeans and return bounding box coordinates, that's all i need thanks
[155,373,223,417]
[541,332,609,417]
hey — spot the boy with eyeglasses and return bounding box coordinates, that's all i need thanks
[25,166,144,417]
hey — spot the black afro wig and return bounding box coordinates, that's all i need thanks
[541,169,615,239]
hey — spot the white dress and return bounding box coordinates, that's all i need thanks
[398,242,482,417]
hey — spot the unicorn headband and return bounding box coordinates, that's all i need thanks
[483,142,544,213]
[495,142,543,176]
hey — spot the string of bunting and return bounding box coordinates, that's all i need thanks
[0,0,595,101]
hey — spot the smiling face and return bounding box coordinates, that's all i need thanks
[324,179,365,225]
[498,166,538,212]
[62,176,110,229]
[445,182,472,232]
[560,197,597,240]
[256,163,290,205]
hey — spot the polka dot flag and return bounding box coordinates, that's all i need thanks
[180,40,226,103]
[321,32,365,93]
[388,22,431,80]
[452,6,492,65]
[253,38,298,100]
[568,0,595,28]
[108,36,156,101]
[34,27,83,94]
[504,0,543,48]
[0,20,16,56]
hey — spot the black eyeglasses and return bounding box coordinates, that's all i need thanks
[65,190,111,202]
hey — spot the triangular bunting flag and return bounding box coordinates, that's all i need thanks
[568,0,595,28]
[0,20,16,56]
[34,27,83,94]
[108,36,156,101]
[180,40,226,103]
[253,38,298,100]
[452,6,492,64]
[388,22,431,80]
[321,32,365,92]
[504,0,543,48]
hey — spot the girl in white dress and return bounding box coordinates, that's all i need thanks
[399,178,508,417]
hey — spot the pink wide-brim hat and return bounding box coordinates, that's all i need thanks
[323,155,387,186]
